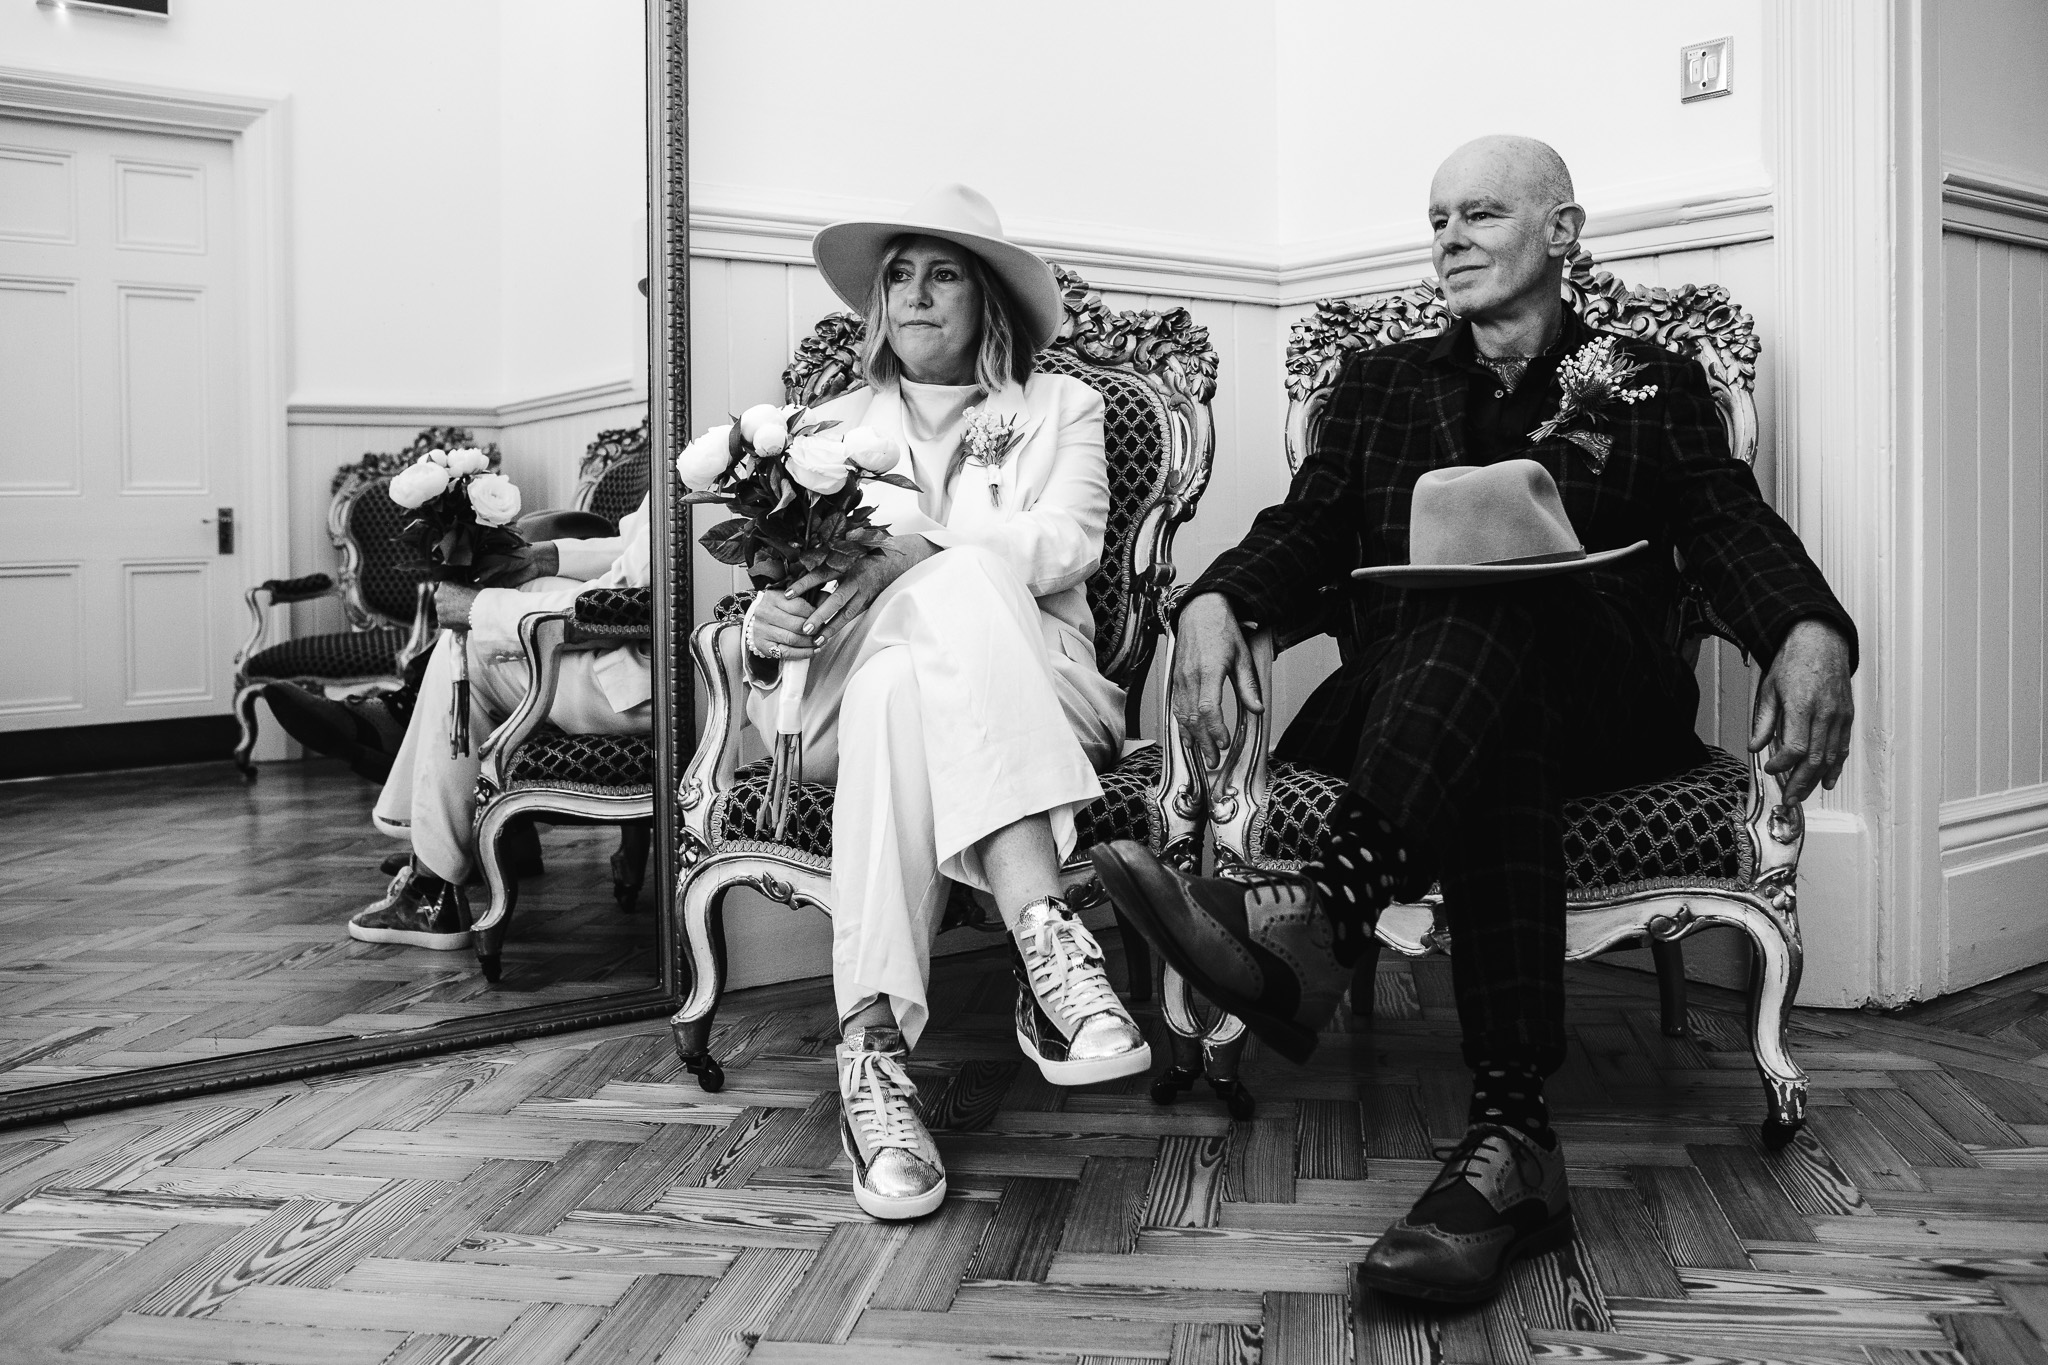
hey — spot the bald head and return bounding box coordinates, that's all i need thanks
[1427,135,1584,327]
[1432,135,1575,217]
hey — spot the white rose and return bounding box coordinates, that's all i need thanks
[465,471,522,526]
[738,403,790,457]
[677,424,736,491]
[388,456,451,508]
[783,433,853,496]
[841,426,902,475]
[424,448,451,466]
[445,447,491,476]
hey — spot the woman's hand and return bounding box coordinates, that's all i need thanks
[747,587,825,663]
[798,536,939,646]
[433,582,480,631]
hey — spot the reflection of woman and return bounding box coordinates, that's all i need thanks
[743,185,1146,1220]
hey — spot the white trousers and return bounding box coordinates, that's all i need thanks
[746,546,1124,1048]
[374,631,652,883]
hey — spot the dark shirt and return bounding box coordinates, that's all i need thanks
[1428,308,1593,463]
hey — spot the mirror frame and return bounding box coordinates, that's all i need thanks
[0,0,689,1130]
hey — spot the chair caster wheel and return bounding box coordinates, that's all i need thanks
[1211,1078,1255,1120]
[1761,1116,1803,1150]
[1150,1065,1199,1106]
[684,1055,724,1093]
[477,954,502,984]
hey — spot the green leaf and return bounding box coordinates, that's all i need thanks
[868,472,919,491]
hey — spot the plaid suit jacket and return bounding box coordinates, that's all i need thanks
[1191,308,1857,759]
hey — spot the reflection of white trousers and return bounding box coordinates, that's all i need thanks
[746,546,1124,1048]
[374,630,653,884]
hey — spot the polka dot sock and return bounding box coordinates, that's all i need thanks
[1468,1059,1556,1149]
[1298,794,1412,968]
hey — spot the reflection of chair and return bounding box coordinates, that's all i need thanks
[1164,252,1813,1145]
[667,268,1216,1091]
[573,418,650,531]
[232,427,495,777]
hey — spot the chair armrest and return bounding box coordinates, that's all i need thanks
[1206,625,1281,867]
[234,575,340,672]
[477,610,572,781]
[1746,682,1806,904]
[1148,618,1206,869]
[569,586,652,642]
[678,611,750,852]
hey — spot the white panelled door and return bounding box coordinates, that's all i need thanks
[0,116,242,733]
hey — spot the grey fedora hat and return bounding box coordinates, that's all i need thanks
[812,183,1065,351]
[1351,459,1647,588]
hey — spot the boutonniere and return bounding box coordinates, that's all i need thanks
[960,407,1026,506]
[1529,336,1658,472]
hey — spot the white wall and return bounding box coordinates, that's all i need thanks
[1938,0,2048,185]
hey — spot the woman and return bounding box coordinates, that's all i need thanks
[743,184,1146,1220]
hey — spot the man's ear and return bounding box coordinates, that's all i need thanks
[1548,201,1586,258]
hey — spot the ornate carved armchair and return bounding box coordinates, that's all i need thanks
[667,268,1215,1091]
[1162,253,1812,1145]
[232,427,494,776]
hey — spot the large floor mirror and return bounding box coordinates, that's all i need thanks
[0,1,688,1127]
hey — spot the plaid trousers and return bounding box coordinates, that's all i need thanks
[1277,577,1706,1074]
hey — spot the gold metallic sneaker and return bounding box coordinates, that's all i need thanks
[347,866,472,950]
[1011,896,1151,1086]
[836,1026,946,1221]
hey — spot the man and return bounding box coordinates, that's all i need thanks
[1093,136,1855,1304]
[305,500,654,949]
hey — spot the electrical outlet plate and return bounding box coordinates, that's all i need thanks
[1680,37,1733,102]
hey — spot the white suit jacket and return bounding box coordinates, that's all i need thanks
[813,371,1114,674]
[468,495,653,713]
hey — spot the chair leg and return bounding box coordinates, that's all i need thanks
[232,684,265,781]
[1351,936,1382,1017]
[1151,966,1205,1105]
[1152,965,1253,1117]
[473,803,524,985]
[670,872,732,1092]
[612,823,652,913]
[1650,937,1689,1037]
[1113,909,1153,1004]
[1737,904,1807,1148]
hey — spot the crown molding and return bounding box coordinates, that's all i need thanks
[689,185,1776,308]
[1940,157,2048,248]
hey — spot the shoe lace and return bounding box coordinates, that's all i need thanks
[1023,913,1121,1024]
[841,1045,925,1152]
[1428,1125,1546,1194]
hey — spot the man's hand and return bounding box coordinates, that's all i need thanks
[1749,617,1855,805]
[433,582,481,632]
[1170,592,1263,769]
[476,541,559,588]
[748,535,937,660]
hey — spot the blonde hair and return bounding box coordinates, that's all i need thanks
[859,234,1034,393]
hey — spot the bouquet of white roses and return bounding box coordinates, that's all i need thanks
[678,403,912,832]
[389,445,525,755]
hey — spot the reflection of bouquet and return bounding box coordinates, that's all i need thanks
[389,446,526,755]
[678,403,912,832]
[1529,337,1658,473]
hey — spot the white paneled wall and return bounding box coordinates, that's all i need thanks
[1935,229,2048,989]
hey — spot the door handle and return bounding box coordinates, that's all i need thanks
[200,507,235,554]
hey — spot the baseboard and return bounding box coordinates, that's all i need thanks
[0,715,239,781]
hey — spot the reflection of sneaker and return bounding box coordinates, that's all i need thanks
[348,867,472,950]
[1358,1122,1573,1304]
[836,1027,945,1221]
[1011,897,1151,1086]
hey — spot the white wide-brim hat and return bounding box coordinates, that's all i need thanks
[812,183,1065,352]
[1351,459,1648,588]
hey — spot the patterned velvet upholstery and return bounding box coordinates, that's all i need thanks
[1036,352,1166,680]
[1252,746,1754,892]
[242,627,408,684]
[707,743,1164,864]
[577,421,651,531]
[572,587,652,635]
[257,573,335,604]
[503,729,655,793]
[344,484,431,625]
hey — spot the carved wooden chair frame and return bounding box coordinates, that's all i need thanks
[230,427,493,775]
[1167,251,1812,1143]
[666,267,1215,1091]
[572,417,652,530]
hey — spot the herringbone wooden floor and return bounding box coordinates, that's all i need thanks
[5,934,2048,1363]
[0,762,656,1095]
